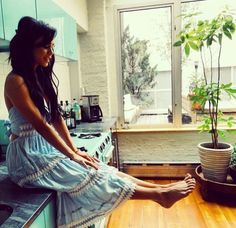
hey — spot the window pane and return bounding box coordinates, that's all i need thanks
[120,6,172,126]
[181,0,236,125]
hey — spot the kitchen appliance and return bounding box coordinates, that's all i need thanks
[70,130,116,228]
[81,95,103,122]
[0,120,10,162]
[70,131,114,164]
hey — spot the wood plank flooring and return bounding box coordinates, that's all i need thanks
[107,180,236,228]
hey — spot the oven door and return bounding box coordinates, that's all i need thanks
[102,145,114,164]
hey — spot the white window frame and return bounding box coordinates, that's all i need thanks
[114,0,207,129]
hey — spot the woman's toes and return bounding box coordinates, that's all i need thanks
[186,178,195,184]
[184,173,192,180]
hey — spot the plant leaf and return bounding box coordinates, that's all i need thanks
[184,43,190,56]
[173,40,183,47]
[223,27,232,39]
[189,41,199,51]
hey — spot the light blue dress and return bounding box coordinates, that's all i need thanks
[6,107,136,228]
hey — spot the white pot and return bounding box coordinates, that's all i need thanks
[198,142,233,182]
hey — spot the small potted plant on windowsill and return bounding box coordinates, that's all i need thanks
[174,8,236,182]
[188,73,205,112]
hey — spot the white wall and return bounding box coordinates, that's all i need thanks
[79,0,110,116]
[53,61,72,103]
[53,0,88,32]
[0,53,11,119]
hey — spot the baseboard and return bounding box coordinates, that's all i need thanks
[122,163,199,179]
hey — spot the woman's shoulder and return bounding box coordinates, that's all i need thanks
[5,72,25,89]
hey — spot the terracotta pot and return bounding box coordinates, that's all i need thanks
[198,142,233,183]
[192,103,202,111]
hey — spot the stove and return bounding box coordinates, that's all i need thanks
[70,131,114,164]
[70,131,115,228]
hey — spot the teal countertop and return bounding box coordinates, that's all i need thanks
[0,164,55,227]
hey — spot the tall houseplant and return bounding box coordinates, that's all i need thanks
[174,9,236,182]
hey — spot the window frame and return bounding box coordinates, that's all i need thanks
[113,0,209,129]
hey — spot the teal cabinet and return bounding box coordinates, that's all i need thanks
[0,0,4,39]
[36,0,78,60]
[30,209,45,228]
[1,0,36,41]
[1,0,77,60]
[63,14,78,60]
[30,199,56,228]
[36,0,64,57]
[44,199,56,228]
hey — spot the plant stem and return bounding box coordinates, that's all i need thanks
[214,41,222,148]
[200,47,207,85]
[209,46,216,148]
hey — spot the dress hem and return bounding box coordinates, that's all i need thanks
[58,182,136,228]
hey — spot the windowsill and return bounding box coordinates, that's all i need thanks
[116,126,236,133]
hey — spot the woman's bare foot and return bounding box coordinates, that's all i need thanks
[156,175,196,208]
[158,173,194,189]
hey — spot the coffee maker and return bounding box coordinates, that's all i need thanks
[81,95,103,122]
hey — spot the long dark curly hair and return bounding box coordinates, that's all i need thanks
[8,16,61,122]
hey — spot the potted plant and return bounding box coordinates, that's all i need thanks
[174,9,236,182]
[188,72,205,111]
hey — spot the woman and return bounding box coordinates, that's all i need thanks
[4,16,195,227]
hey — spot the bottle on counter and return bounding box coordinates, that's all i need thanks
[69,108,76,129]
[79,97,83,122]
[65,100,71,114]
[59,100,64,116]
[72,98,81,124]
[63,101,73,129]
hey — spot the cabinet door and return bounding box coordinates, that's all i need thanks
[30,209,45,228]
[37,0,78,60]
[29,198,56,228]
[2,0,36,41]
[44,200,56,228]
[36,0,64,57]
[63,14,78,60]
[0,0,4,39]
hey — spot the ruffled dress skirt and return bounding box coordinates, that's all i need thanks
[6,120,135,228]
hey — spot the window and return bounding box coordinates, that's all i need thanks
[116,0,236,128]
[119,4,173,127]
[181,0,236,125]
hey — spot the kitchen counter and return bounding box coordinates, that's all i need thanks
[73,117,117,132]
[0,162,55,227]
[0,117,118,227]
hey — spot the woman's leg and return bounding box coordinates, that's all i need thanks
[131,180,195,208]
[116,171,194,189]
[115,171,196,208]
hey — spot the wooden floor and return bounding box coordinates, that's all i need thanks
[107,180,236,228]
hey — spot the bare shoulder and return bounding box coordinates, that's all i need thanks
[5,72,25,90]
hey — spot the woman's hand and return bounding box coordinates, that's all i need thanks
[75,149,100,163]
[71,153,99,170]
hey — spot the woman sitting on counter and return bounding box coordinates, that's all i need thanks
[4,16,195,227]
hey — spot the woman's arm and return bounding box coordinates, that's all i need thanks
[52,116,77,152]
[5,74,98,169]
[52,114,99,163]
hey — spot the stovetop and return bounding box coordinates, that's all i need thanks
[70,131,113,162]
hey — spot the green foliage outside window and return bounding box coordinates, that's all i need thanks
[121,26,158,105]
